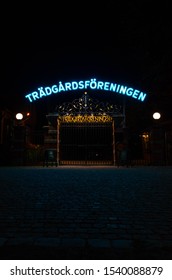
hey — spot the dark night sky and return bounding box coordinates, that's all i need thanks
[1,2,172,128]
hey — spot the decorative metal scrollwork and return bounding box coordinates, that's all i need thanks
[55,93,123,116]
[59,114,113,123]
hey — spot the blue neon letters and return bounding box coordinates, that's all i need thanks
[25,78,147,102]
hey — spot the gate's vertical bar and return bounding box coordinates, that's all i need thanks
[112,119,116,165]
[57,117,60,165]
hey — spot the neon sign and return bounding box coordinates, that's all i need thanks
[25,78,147,102]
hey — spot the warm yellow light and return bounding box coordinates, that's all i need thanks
[59,114,113,123]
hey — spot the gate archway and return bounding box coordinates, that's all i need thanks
[46,92,126,165]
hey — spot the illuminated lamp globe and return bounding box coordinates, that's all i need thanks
[16,113,24,120]
[153,112,161,120]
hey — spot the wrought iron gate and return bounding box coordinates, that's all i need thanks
[58,121,114,165]
[46,92,125,166]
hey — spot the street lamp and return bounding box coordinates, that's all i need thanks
[14,112,31,165]
[15,112,31,124]
[151,111,168,165]
[153,112,161,120]
[15,113,24,120]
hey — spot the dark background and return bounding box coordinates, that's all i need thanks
[1,2,172,129]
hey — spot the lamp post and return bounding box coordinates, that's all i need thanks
[151,111,167,165]
[13,112,31,165]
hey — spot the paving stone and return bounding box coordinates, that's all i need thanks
[0,238,7,247]
[0,166,172,259]
[34,238,61,247]
[88,239,111,248]
[6,237,34,246]
[112,239,133,249]
[61,238,85,247]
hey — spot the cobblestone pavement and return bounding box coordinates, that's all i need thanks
[0,166,172,260]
